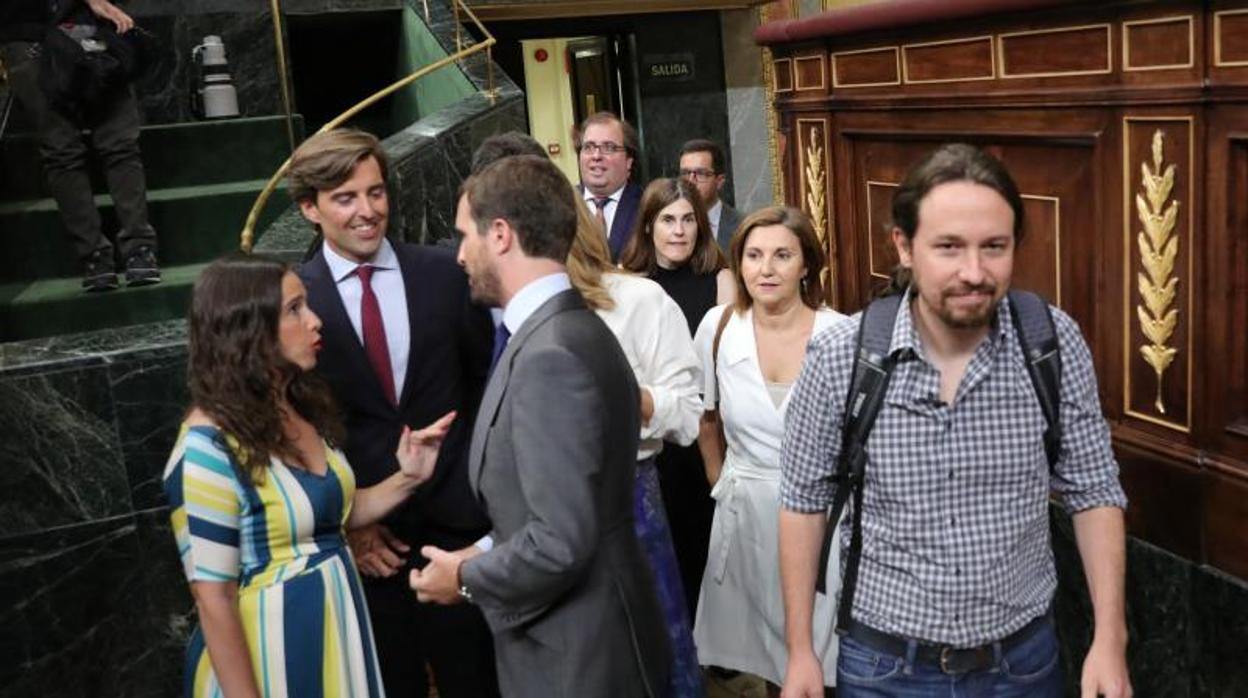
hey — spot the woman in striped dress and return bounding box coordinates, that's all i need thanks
[163,253,453,697]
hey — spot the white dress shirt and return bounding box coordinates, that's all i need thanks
[706,199,724,241]
[322,239,410,401]
[596,272,702,460]
[582,184,626,237]
[501,272,572,334]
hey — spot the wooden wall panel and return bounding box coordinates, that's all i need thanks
[998,24,1112,79]
[1203,109,1248,469]
[1214,9,1248,65]
[901,36,995,84]
[832,47,900,88]
[1121,117,1194,434]
[768,0,1248,582]
[1204,465,1248,579]
[1115,430,1203,560]
[831,119,1100,315]
[1123,15,1196,71]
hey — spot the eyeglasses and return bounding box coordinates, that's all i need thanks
[680,168,718,182]
[580,141,627,155]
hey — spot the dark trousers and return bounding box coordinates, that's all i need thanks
[655,442,715,618]
[363,528,500,698]
[1,41,156,268]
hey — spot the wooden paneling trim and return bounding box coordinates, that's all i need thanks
[901,35,996,84]
[832,46,902,88]
[1122,15,1196,72]
[774,57,795,93]
[794,55,828,91]
[1021,193,1063,306]
[997,24,1113,79]
[1214,9,1248,67]
[864,180,898,280]
[1121,117,1195,433]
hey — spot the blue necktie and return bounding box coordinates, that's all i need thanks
[489,322,511,375]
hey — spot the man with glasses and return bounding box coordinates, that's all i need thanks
[576,111,642,261]
[679,139,740,250]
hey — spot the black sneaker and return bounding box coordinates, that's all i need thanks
[82,251,119,292]
[124,245,161,287]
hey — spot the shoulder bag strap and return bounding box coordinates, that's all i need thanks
[1007,289,1062,472]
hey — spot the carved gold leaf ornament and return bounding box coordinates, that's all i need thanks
[802,125,832,297]
[1135,129,1181,413]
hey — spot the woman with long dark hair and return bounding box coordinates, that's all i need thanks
[164,253,452,697]
[620,177,734,622]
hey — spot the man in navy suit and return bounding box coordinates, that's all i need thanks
[289,128,499,697]
[576,111,642,261]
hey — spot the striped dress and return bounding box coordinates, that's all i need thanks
[163,424,386,697]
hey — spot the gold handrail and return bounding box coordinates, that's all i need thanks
[240,0,498,252]
[269,0,297,153]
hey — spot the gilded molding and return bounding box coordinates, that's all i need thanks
[760,4,785,205]
[801,123,832,298]
[1135,129,1180,414]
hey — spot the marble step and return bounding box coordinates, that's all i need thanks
[0,179,290,284]
[0,115,302,202]
[0,261,208,342]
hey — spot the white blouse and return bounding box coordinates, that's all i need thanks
[596,272,702,460]
[695,304,847,480]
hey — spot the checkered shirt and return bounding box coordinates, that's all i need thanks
[781,293,1127,647]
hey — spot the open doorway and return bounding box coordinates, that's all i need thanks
[518,34,640,184]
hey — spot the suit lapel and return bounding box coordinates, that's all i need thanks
[608,184,637,259]
[395,247,425,409]
[468,290,583,495]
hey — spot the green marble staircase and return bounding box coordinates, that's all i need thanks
[0,115,301,342]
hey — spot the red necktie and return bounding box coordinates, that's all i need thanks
[357,265,396,405]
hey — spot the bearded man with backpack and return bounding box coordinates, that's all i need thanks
[0,0,160,291]
[777,143,1132,698]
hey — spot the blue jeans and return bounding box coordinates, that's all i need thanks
[835,618,1063,697]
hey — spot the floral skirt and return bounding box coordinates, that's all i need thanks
[634,456,705,697]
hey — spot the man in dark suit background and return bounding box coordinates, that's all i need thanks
[575,111,642,261]
[678,138,741,251]
[289,128,499,697]
[410,154,671,697]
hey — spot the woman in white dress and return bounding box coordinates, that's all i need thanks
[693,206,845,696]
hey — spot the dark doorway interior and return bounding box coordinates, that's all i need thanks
[285,10,402,135]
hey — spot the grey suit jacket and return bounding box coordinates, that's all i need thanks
[716,201,743,251]
[460,289,671,698]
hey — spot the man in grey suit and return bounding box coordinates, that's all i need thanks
[679,138,742,251]
[410,154,671,698]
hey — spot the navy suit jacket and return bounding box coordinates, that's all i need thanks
[581,182,642,262]
[299,242,493,548]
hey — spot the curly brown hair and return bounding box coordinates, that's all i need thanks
[188,253,344,483]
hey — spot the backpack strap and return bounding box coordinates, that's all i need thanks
[815,294,902,636]
[1006,289,1062,471]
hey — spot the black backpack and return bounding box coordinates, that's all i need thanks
[815,289,1062,633]
[37,3,157,117]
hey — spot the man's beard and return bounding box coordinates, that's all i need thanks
[468,262,502,307]
[935,282,1000,329]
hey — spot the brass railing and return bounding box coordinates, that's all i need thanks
[240,0,498,252]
